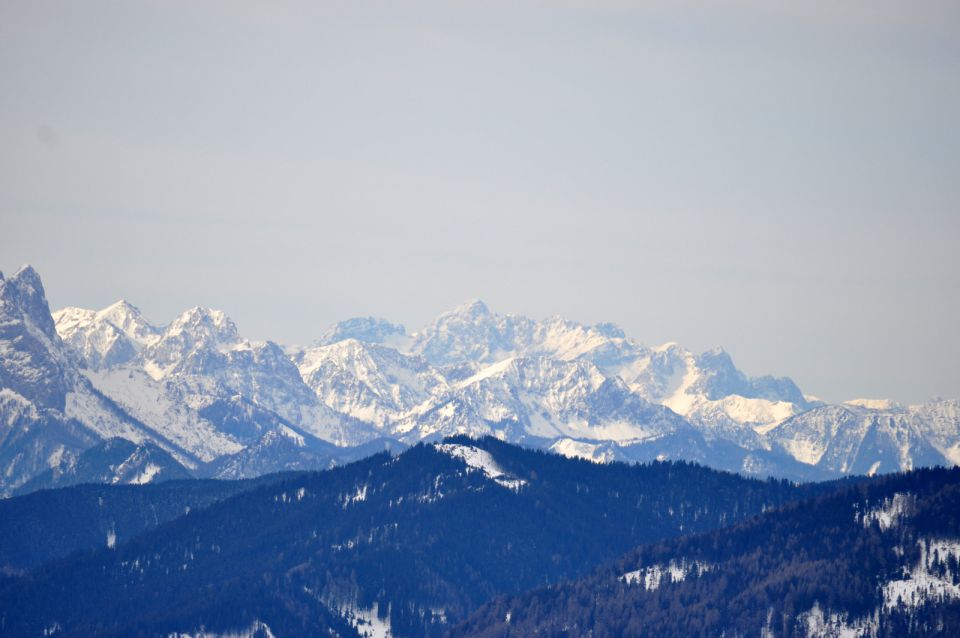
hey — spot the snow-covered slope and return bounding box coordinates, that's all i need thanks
[315,316,408,348]
[395,356,695,446]
[0,267,187,495]
[294,339,448,427]
[53,300,160,370]
[137,307,364,442]
[767,403,950,475]
[409,300,630,367]
[406,302,807,442]
[83,367,243,461]
[910,399,960,466]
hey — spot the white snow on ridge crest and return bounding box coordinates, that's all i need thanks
[166,620,276,638]
[434,443,527,490]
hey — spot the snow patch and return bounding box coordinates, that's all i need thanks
[796,602,878,638]
[620,559,713,591]
[549,438,614,464]
[131,463,162,485]
[276,424,306,447]
[858,492,915,531]
[166,620,276,638]
[336,602,392,638]
[883,538,960,610]
[434,443,527,490]
[341,484,369,508]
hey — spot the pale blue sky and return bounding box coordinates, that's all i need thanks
[1,1,958,403]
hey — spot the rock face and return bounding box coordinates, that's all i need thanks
[0,265,73,410]
[1,264,958,494]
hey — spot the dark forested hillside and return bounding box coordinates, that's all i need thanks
[0,436,829,637]
[449,466,960,638]
[0,472,301,570]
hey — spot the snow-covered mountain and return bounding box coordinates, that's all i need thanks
[293,339,448,428]
[2,264,958,494]
[767,399,960,476]
[409,300,629,366]
[0,266,189,495]
[315,316,407,347]
[393,356,695,444]
[405,301,810,444]
[53,300,160,370]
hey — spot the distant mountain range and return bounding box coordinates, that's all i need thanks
[1,264,957,495]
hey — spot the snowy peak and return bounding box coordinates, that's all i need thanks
[165,306,239,345]
[317,316,406,347]
[0,265,73,409]
[693,347,806,405]
[410,301,640,369]
[410,300,518,366]
[139,307,242,379]
[296,338,448,426]
[53,301,160,370]
[96,300,160,347]
[1,264,60,343]
[452,298,491,318]
[434,441,527,490]
[765,402,950,474]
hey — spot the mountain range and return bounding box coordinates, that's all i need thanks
[1,264,958,496]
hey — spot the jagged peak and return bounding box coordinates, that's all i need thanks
[173,305,230,325]
[100,299,141,315]
[698,346,737,370]
[4,264,47,300]
[11,263,41,283]
[1,264,57,335]
[317,316,406,346]
[96,299,157,333]
[592,322,625,339]
[448,298,491,318]
[165,306,238,342]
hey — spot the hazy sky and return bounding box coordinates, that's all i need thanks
[1,1,958,403]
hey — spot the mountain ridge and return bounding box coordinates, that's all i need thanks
[1,264,958,495]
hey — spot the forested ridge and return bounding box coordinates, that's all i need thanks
[449,466,960,638]
[0,437,834,637]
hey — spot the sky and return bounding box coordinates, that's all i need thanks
[1,0,958,404]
